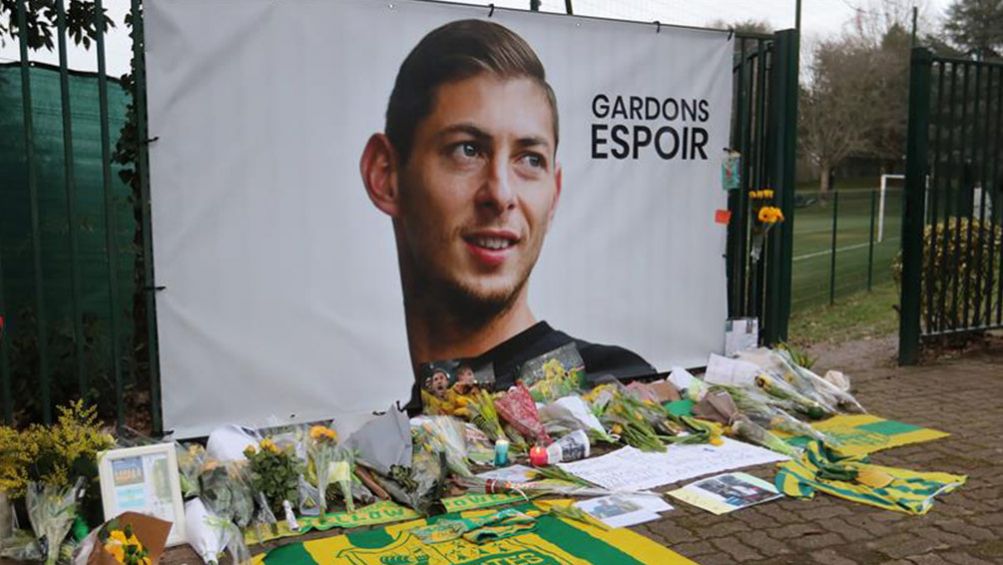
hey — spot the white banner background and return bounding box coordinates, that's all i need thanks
[145,0,734,438]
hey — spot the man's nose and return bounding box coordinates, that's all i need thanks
[477,156,516,213]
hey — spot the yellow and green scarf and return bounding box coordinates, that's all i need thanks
[776,440,966,515]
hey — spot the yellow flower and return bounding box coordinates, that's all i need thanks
[260,438,281,454]
[310,425,338,442]
[104,542,125,563]
[243,445,257,458]
[109,530,128,544]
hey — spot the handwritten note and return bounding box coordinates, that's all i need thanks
[557,439,788,491]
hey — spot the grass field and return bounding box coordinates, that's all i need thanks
[790,177,904,312]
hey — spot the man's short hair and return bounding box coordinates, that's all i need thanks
[385,19,559,164]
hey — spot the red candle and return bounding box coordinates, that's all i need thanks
[529,445,548,467]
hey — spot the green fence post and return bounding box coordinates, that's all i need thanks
[95,0,125,430]
[764,29,799,344]
[131,0,164,434]
[829,191,839,306]
[55,0,88,396]
[868,190,876,291]
[17,0,52,423]
[0,249,10,423]
[900,48,933,365]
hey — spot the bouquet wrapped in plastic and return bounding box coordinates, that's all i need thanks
[27,478,85,565]
[495,384,552,446]
[373,447,449,516]
[538,395,614,443]
[467,389,507,443]
[306,425,340,517]
[175,443,207,499]
[412,417,472,478]
[518,344,586,402]
[184,498,250,565]
[199,460,255,529]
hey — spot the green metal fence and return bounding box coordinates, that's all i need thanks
[791,186,904,311]
[900,48,1003,364]
[727,30,798,344]
[1,3,798,430]
[0,0,157,429]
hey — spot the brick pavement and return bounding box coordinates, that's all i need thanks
[638,335,1003,564]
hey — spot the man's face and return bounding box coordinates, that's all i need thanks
[394,74,561,312]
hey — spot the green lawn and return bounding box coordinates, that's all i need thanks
[790,177,905,311]
[788,281,900,345]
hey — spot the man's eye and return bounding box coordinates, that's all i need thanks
[454,142,480,159]
[522,153,545,169]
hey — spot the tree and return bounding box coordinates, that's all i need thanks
[0,0,113,50]
[943,0,1003,58]
[800,37,888,195]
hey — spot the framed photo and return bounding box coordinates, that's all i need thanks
[98,443,187,546]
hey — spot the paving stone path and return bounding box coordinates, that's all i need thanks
[640,336,1003,564]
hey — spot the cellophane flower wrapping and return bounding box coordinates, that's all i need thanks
[198,461,255,529]
[185,498,250,565]
[27,478,84,565]
[175,443,207,499]
[411,417,472,478]
[495,384,552,446]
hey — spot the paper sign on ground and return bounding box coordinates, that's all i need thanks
[667,472,782,514]
[557,438,788,491]
[574,496,661,528]
[704,354,761,387]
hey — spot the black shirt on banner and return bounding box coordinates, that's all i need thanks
[405,321,656,415]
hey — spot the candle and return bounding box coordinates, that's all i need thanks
[494,439,510,467]
[529,445,549,467]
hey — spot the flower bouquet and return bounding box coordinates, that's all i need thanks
[175,443,207,499]
[466,389,507,443]
[244,438,303,516]
[412,416,473,478]
[25,478,85,565]
[748,188,784,263]
[306,425,341,517]
[495,384,552,446]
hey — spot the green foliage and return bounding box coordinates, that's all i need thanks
[0,0,115,51]
[245,439,303,515]
[943,0,1003,57]
[892,217,1003,330]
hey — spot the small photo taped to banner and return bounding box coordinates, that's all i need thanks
[419,359,495,401]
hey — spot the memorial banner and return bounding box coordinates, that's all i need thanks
[145,0,734,436]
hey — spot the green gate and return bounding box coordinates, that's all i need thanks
[727,30,798,345]
[0,2,798,430]
[900,48,1003,364]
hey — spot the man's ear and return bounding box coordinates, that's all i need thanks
[360,133,401,217]
[548,163,563,225]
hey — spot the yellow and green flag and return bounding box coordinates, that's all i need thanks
[776,440,966,515]
[254,500,694,564]
[781,414,949,457]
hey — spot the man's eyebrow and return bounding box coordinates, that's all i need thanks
[514,135,552,152]
[435,123,492,142]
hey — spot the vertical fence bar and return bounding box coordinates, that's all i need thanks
[926,62,946,334]
[972,61,993,326]
[95,0,125,429]
[900,48,932,365]
[727,39,747,317]
[750,40,769,318]
[937,63,959,333]
[829,191,839,305]
[131,0,163,434]
[17,0,52,423]
[56,0,88,396]
[991,66,1003,325]
[765,29,797,344]
[0,249,10,423]
[868,190,876,291]
[949,62,970,330]
[961,62,982,328]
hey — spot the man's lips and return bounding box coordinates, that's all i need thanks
[463,230,520,267]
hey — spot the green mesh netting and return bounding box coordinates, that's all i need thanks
[0,62,138,422]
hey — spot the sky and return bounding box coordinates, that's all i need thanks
[0,0,956,77]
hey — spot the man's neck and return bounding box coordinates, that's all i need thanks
[405,288,537,366]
